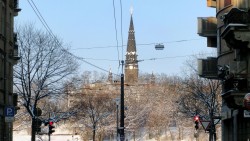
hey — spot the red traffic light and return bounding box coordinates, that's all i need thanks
[49,121,55,134]
[194,116,199,130]
[194,115,199,121]
[49,121,54,126]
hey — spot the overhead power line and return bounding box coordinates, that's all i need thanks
[119,0,124,61]
[28,0,55,40]
[112,0,122,75]
[26,1,211,75]
[78,52,216,63]
[65,51,120,76]
[71,38,205,50]
[112,0,120,63]
[26,0,117,76]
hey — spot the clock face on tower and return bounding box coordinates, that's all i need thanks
[129,66,133,69]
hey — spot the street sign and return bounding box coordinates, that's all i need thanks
[214,119,220,125]
[200,121,211,131]
[5,106,15,117]
[5,106,15,122]
[5,117,14,122]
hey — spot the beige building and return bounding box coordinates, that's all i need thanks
[0,0,20,141]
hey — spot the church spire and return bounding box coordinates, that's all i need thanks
[125,8,138,84]
[127,14,136,52]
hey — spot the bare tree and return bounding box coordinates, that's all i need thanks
[178,57,221,141]
[13,23,78,141]
[78,93,115,141]
[122,74,183,141]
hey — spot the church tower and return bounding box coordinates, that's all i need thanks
[125,10,138,84]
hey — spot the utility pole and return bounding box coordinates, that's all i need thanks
[31,118,36,141]
[120,60,125,141]
[115,98,120,141]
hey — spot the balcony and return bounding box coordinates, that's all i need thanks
[222,8,249,26]
[221,23,250,49]
[220,8,250,49]
[198,17,217,37]
[198,57,218,79]
[198,17,217,47]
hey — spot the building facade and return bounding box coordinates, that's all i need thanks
[125,14,138,84]
[0,0,20,141]
[198,0,250,140]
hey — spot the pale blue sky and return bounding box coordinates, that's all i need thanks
[16,0,217,76]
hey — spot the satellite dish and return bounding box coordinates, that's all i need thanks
[155,44,164,50]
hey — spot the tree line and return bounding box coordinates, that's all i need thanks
[13,23,221,141]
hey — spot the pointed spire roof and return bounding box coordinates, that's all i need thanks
[127,15,136,52]
[129,16,134,31]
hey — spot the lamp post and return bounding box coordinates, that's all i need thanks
[115,98,120,141]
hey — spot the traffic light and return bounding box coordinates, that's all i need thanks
[33,118,42,133]
[194,115,199,130]
[48,121,55,135]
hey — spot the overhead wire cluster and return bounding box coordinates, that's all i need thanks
[25,0,212,76]
[26,0,119,76]
[71,38,204,50]
[112,0,125,75]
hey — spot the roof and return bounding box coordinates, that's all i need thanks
[126,15,136,52]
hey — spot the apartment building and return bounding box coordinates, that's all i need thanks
[0,0,20,141]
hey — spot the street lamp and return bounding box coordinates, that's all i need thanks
[115,98,120,141]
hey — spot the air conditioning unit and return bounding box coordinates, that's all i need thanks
[198,57,218,79]
[197,17,217,37]
[207,0,216,8]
